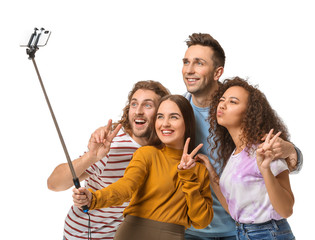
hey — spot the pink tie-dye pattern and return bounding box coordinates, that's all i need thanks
[219,147,288,224]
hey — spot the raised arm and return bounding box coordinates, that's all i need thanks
[263,134,303,173]
[257,130,295,218]
[178,139,213,229]
[73,148,149,210]
[47,120,121,191]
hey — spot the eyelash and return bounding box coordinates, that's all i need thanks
[156,115,179,120]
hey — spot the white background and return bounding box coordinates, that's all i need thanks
[1,0,314,239]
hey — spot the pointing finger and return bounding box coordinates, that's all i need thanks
[270,131,282,146]
[108,124,122,141]
[189,143,203,157]
[183,138,190,155]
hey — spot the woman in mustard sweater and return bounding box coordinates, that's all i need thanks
[72,94,213,240]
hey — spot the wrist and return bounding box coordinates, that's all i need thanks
[258,166,272,176]
[85,151,99,164]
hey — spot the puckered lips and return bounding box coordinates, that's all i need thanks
[217,110,224,117]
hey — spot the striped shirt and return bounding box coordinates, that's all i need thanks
[64,129,141,239]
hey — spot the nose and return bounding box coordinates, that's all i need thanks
[219,101,226,109]
[162,118,171,127]
[183,63,195,75]
[135,105,144,115]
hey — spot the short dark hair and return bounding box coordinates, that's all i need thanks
[148,94,196,153]
[186,33,226,68]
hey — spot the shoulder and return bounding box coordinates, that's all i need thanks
[134,145,160,155]
[183,92,192,100]
[111,129,140,148]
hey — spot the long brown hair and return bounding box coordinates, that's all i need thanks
[148,95,196,153]
[208,77,290,173]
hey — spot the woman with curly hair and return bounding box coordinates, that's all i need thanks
[197,77,295,240]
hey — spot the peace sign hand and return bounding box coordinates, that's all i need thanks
[88,119,122,162]
[256,129,282,171]
[178,138,203,170]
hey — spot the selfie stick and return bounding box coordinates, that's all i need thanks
[25,28,89,213]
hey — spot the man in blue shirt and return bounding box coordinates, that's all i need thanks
[182,33,302,240]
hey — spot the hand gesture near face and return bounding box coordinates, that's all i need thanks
[178,138,203,170]
[88,119,122,162]
[256,129,282,171]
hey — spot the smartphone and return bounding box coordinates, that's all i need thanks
[20,28,51,47]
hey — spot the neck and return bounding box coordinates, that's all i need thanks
[126,129,149,146]
[228,127,245,154]
[132,136,148,146]
[191,82,219,108]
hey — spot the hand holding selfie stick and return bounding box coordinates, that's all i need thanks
[23,28,89,213]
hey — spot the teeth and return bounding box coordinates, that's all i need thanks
[135,120,146,123]
[162,130,172,134]
[187,79,197,82]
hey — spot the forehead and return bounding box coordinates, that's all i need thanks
[158,100,181,114]
[223,86,249,100]
[131,89,160,102]
[184,45,214,61]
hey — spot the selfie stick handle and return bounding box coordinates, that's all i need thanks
[27,30,89,213]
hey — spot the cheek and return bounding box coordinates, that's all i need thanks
[128,108,136,117]
[178,122,186,138]
[197,68,210,78]
[146,109,157,120]
[155,119,162,131]
[233,109,246,123]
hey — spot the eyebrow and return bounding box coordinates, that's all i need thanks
[221,96,240,101]
[182,57,208,63]
[157,112,181,116]
[131,98,155,102]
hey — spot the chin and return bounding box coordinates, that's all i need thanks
[133,128,149,138]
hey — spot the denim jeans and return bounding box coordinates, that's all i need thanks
[235,219,295,240]
[184,233,236,240]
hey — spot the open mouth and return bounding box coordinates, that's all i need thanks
[135,119,147,126]
[161,130,174,135]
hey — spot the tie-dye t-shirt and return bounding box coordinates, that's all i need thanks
[220,146,289,224]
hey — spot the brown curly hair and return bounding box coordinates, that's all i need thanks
[208,77,290,173]
[113,80,170,134]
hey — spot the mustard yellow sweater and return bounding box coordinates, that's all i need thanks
[89,146,213,229]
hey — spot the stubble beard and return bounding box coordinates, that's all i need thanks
[132,124,153,139]
[187,78,215,97]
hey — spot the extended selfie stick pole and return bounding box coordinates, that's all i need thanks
[25,28,89,212]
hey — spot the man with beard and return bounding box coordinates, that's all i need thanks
[182,33,303,240]
[47,80,169,240]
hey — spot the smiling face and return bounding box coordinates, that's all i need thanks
[182,45,219,98]
[216,86,249,131]
[155,99,186,149]
[128,89,160,144]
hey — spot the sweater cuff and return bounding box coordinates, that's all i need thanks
[178,168,197,181]
[88,188,97,210]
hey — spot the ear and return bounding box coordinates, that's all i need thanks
[214,66,224,81]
